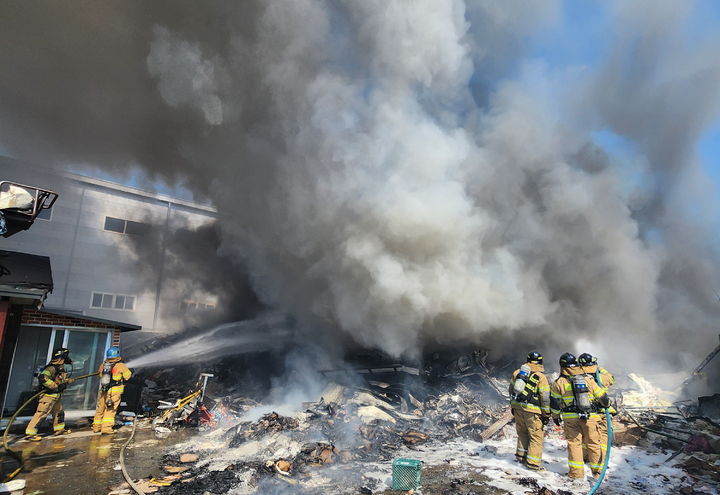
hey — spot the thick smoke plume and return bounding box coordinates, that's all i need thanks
[2,1,720,369]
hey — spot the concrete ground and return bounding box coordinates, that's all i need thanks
[1,423,178,495]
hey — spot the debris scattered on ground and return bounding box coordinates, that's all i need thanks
[107,351,720,494]
[179,453,199,463]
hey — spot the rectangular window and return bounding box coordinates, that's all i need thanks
[181,300,216,313]
[101,294,114,308]
[103,216,149,235]
[104,216,125,233]
[90,292,136,311]
[125,220,149,236]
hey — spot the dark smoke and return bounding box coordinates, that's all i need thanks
[1,1,720,372]
[123,219,261,327]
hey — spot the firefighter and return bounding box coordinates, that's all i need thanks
[578,353,614,388]
[579,352,615,464]
[551,352,610,479]
[93,346,132,435]
[509,351,551,471]
[25,347,75,441]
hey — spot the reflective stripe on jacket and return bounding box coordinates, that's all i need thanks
[98,359,132,393]
[509,363,550,415]
[39,363,66,396]
[582,364,616,413]
[550,367,610,419]
[582,365,615,388]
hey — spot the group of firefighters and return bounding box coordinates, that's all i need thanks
[510,351,613,480]
[21,343,612,481]
[23,346,132,440]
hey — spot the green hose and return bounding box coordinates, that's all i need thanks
[587,370,612,495]
[1,372,98,482]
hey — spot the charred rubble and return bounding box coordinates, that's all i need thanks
[110,349,720,494]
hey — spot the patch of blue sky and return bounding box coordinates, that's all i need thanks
[68,164,197,202]
[699,121,720,184]
[524,0,720,199]
[591,129,651,196]
[525,0,609,72]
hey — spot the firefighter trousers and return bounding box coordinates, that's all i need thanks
[564,416,603,478]
[513,408,545,467]
[26,394,65,435]
[93,389,122,433]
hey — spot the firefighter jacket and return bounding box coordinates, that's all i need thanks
[509,363,551,416]
[581,364,615,388]
[97,358,132,394]
[551,367,610,420]
[38,360,68,398]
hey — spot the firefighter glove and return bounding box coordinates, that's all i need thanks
[541,415,550,426]
[553,417,562,426]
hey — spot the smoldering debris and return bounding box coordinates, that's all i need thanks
[103,353,720,495]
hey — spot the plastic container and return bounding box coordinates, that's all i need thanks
[392,458,422,491]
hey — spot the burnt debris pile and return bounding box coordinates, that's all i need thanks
[117,354,521,494]
[108,351,720,494]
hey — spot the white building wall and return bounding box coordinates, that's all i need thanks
[0,157,217,332]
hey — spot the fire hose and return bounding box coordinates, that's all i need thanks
[2,371,99,482]
[119,412,145,495]
[586,370,613,495]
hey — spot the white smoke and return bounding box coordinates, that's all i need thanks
[147,26,227,125]
[141,0,666,360]
[2,0,720,369]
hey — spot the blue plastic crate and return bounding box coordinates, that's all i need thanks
[392,458,422,490]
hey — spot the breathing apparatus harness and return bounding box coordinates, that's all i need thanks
[100,359,126,409]
[100,359,127,391]
[34,359,76,394]
[512,364,543,408]
[571,374,592,420]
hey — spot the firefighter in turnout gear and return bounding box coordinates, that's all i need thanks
[25,348,75,440]
[93,346,132,434]
[551,352,610,479]
[579,352,615,464]
[509,351,551,470]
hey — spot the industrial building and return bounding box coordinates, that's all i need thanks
[0,156,218,414]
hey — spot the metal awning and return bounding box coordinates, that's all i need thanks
[0,249,52,301]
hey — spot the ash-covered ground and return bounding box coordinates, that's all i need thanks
[100,353,719,495]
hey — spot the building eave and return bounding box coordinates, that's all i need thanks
[40,307,142,332]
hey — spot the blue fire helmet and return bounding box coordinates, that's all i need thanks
[106,346,121,359]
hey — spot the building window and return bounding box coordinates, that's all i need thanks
[91,292,136,311]
[103,216,149,235]
[181,300,216,313]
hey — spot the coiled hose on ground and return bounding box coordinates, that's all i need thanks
[1,372,99,482]
[587,370,613,495]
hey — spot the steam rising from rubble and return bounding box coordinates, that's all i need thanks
[2,1,720,366]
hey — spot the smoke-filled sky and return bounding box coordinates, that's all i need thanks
[2,0,720,369]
